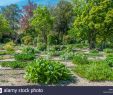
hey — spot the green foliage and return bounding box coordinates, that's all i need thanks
[22,46,36,54]
[90,49,99,54]
[1,4,21,30]
[24,59,71,84]
[31,6,53,44]
[3,41,15,51]
[47,33,60,45]
[73,54,89,64]
[53,0,73,38]
[63,35,76,44]
[37,43,46,51]
[103,48,113,53]
[48,50,62,57]
[21,35,33,45]
[74,0,113,49]
[106,54,113,67]
[75,61,113,81]
[88,49,100,56]
[0,14,11,39]
[14,53,35,61]
[1,61,27,69]
[60,52,74,60]
[75,44,88,48]
[0,51,7,55]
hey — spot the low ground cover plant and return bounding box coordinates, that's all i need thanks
[75,61,113,81]
[0,51,7,55]
[73,54,89,64]
[24,58,71,84]
[106,54,113,67]
[103,48,113,53]
[60,52,74,60]
[14,53,35,61]
[22,46,36,54]
[0,61,28,69]
[88,49,101,56]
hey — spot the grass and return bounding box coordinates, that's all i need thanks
[73,54,89,65]
[14,53,35,61]
[0,61,28,69]
[75,61,113,81]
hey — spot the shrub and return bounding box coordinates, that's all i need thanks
[75,61,113,81]
[3,41,15,51]
[22,35,33,45]
[24,59,71,84]
[1,61,27,69]
[63,35,76,44]
[73,54,89,64]
[14,53,35,61]
[48,34,59,45]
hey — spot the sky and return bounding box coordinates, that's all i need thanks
[0,0,20,6]
[0,0,59,6]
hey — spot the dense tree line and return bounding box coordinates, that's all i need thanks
[0,0,113,50]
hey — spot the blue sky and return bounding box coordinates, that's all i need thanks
[0,0,59,6]
[0,0,20,6]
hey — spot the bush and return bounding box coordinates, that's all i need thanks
[24,59,71,84]
[3,41,15,51]
[48,34,59,45]
[22,35,33,45]
[63,35,76,44]
[73,54,89,64]
[1,61,27,69]
[14,53,35,61]
[75,61,113,81]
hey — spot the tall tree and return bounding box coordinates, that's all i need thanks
[20,0,37,30]
[1,4,21,31]
[31,6,53,44]
[53,0,73,41]
[74,0,113,49]
[0,14,11,41]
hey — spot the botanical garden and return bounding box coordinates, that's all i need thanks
[0,0,113,86]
